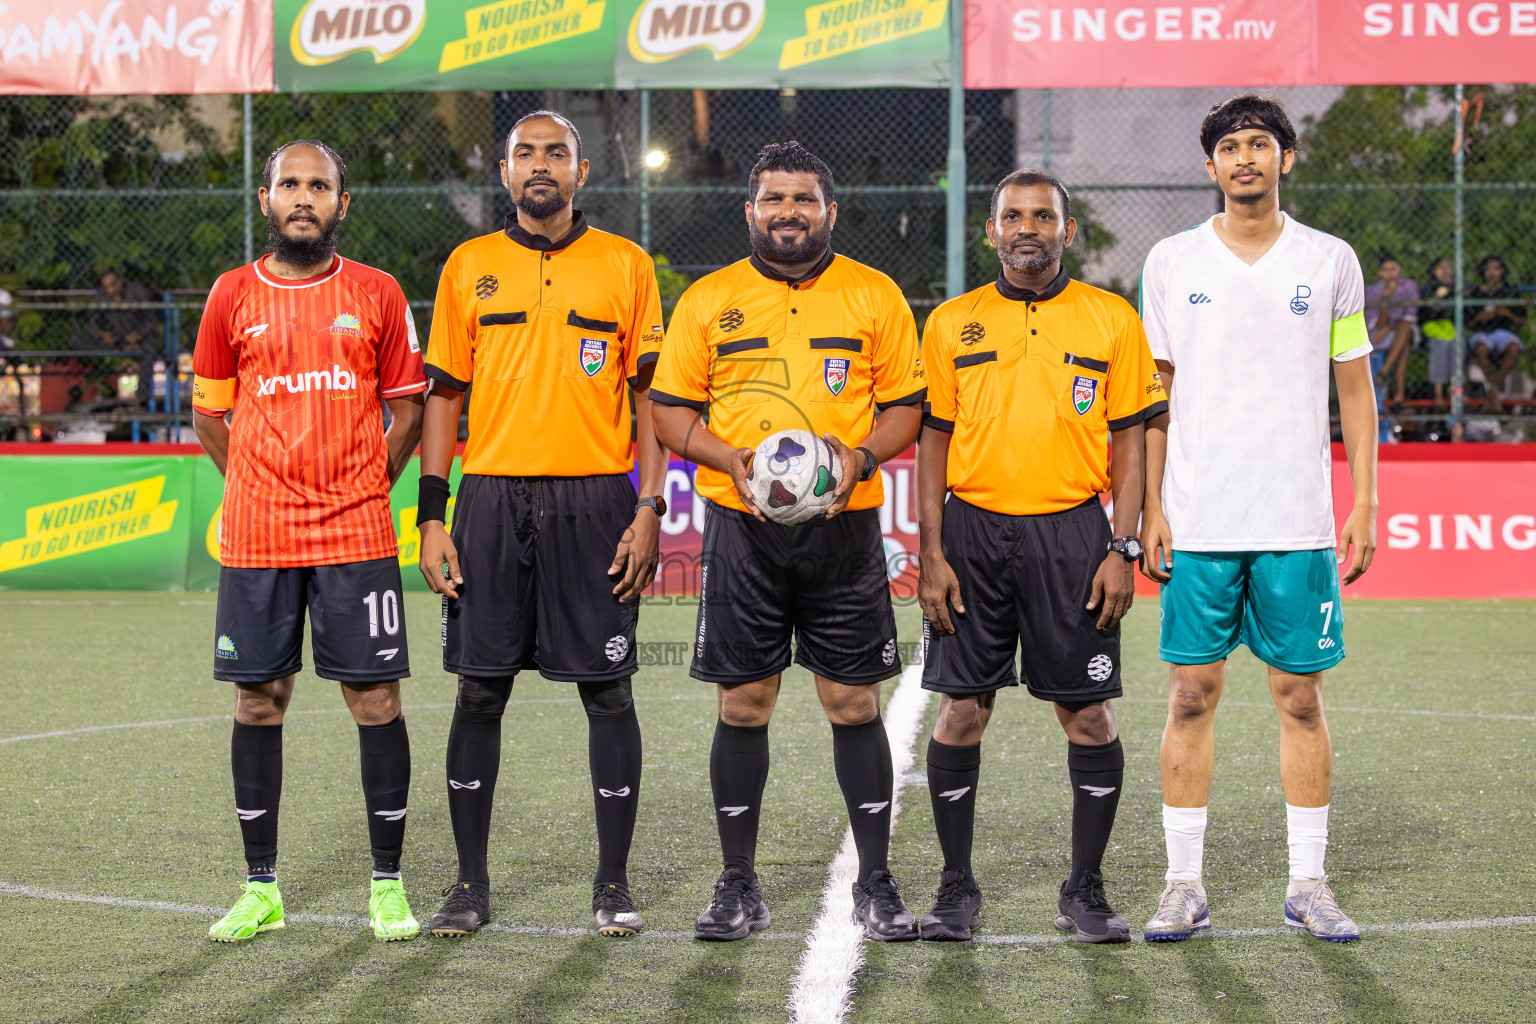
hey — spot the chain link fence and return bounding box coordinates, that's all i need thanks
[3,85,1535,442]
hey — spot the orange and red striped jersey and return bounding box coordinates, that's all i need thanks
[192,255,428,568]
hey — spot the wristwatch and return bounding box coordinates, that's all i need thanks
[856,446,879,482]
[636,495,667,517]
[1109,536,1143,562]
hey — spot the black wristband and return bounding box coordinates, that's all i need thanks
[417,474,450,526]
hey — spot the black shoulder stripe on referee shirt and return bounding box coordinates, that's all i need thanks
[426,365,470,392]
[1107,399,1169,432]
[649,388,706,412]
[478,311,527,326]
[716,336,769,356]
[809,337,863,352]
[877,388,926,411]
[954,351,997,369]
[568,311,619,333]
[1064,352,1109,373]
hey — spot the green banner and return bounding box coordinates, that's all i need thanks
[613,0,949,88]
[273,0,950,91]
[275,0,616,92]
[0,455,456,592]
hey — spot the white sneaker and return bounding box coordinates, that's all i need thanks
[1284,877,1360,942]
[1143,879,1210,942]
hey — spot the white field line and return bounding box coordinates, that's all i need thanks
[787,663,933,1024]
[1,881,1530,947]
[0,694,716,745]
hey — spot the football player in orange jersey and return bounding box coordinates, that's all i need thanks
[192,140,427,942]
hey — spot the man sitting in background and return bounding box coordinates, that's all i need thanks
[1467,255,1525,411]
[1364,255,1417,410]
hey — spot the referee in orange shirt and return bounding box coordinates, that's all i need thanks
[416,111,667,938]
[916,170,1166,943]
[651,142,926,942]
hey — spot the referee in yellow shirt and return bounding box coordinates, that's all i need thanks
[651,142,925,942]
[916,169,1166,943]
[416,110,667,939]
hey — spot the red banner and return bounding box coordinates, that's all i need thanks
[1317,1,1536,85]
[0,0,273,95]
[966,1,1536,88]
[654,447,1536,601]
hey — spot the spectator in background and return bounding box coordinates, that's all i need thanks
[1364,255,1417,409]
[1467,255,1525,411]
[0,288,15,349]
[1420,258,1457,412]
[77,268,159,407]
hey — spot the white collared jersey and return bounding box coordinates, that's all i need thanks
[1140,214,1371,551]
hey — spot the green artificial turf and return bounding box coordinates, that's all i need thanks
[1,593,1532,1023]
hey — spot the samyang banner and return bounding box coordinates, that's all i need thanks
[966,1,1536,88]
[614,0,950,88]
[274,0,615,91]
[0,0,273,95]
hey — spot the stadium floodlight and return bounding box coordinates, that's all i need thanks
[644,149,669,171]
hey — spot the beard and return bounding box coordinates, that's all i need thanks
[515,175,570,220]
[749,216,831,266]
[997,236,1061,275]
[266,207,340,266]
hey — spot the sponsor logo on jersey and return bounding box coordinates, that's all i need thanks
[255,365,358,396]
[1072,375,1097,415]
[217,634,239,660]
[290,0,427,67]
[243,323,269,336]
[718,307,744,333]
[1291,285,1311,315]
[628,0,765,63]
[475,274,498,299]
[1086,653,1114,681]
[581,337,609,377]
[960,321,986,346]
[1188,292,1212,305]
[824,357,850,397]
[330,312,363,336]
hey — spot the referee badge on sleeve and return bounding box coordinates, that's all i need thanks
[580,337,608,377]
[1072,375,1098,416]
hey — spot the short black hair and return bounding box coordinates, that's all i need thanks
[262,139,347,193]
[990,168,1071,222]
[1200,95,1298,157]
[506,109,582,162]
[747,141,835,205]
[1378,252,1401,268]
[1479,254,1508,276]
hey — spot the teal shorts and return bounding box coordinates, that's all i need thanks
[1158,549,1345,674]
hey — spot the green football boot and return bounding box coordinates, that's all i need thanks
[369,878,420,941]
[208,880,285,942]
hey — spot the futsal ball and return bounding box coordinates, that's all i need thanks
[746,429,841,525]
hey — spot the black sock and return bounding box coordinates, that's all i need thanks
[832,716,894,884]
[358,715,411,876]
[926,737,981,878]
[1067,737,1125,888]
[231,722,282,877]
[710,720,770,875]
[446,675,512,886]
[582,680,642,887]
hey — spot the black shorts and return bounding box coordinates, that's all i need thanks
[443,473,639,682]
[213,556,410,684]
[693,501,900,686]
[922,496,1121,703]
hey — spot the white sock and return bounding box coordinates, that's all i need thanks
[1286,803,1329,882]
[1163,805,1207,882]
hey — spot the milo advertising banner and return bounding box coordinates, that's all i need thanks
[272,0,950,91]
[613,0,949,88]
[274,0,615,91]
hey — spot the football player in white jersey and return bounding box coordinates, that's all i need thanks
[1136,95,1378,943]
